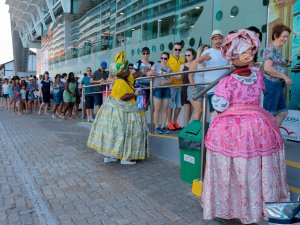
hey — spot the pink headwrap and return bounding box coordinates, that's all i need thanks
[221,29,260,61]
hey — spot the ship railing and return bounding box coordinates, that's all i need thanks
[81,65,234,134]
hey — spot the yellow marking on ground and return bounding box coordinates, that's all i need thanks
[289,186,300,194]
[286,160,300,169]
[148,134,178,140]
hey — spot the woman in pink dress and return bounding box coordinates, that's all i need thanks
[201,29,290,224]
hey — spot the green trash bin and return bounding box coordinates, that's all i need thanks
[178,120,206,184]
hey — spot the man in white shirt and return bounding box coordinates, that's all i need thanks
[198,30,229,112]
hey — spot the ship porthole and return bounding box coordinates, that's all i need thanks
[215,10,223,21]
[230,6,239,18]
[261,24,267,33]
[152,45,156,53]
[263,0,269,6]
[189,38,195,47]
[160,44,165,51]
[168,42,173,51]
[131,49,135,56]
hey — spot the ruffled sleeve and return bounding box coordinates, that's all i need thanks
[212,77,231,112]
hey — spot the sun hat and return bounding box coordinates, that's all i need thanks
[211,30,223,39]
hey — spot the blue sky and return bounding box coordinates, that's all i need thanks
[0,2,13,64]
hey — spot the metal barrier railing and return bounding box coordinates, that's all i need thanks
[81,65,234,133]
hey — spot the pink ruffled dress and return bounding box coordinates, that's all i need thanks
[202,70,290,224]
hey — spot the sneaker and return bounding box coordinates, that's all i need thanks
[168,123,176,131]
[52,114,56,119]
[90,118,94,122]
[104,157,117,163]
[173,121,182,130]
[161,127,170,134]
[154,127,163,134]
[120,160,136,165]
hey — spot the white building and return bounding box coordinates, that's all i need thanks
[0,60,15,77]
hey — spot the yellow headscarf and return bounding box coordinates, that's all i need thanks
[110,51,129,76]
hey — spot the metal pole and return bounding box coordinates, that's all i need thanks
[149,77,154,134]
[105,83,108,100]
[200,94,208,181]
[81,86,85,122]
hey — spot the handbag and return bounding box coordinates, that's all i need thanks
[265,197,300,225]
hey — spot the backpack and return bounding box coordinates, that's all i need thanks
[135,60,154,86]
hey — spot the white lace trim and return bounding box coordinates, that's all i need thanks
[212,95,230,112]
[232,72,257,85]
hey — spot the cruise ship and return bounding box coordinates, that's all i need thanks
[6,0,271,76]
[5,0,300,202]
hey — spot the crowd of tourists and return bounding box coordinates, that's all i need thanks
[0,23,295,224]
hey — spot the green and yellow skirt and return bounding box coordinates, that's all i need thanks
[87,97,149,161]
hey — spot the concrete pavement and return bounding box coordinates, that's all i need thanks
[0,110,268,225]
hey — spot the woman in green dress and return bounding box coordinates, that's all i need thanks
[87,51,148,165]
[61,72,77,119]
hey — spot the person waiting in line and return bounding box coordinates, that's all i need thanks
[81,67,94,122]
[1,78,10,109]
[20,84,27,114]
[262,24,292,127]
[73,75,81,117]
[0,79,3,108]
[180,48,197,127]
[167,42,185,131]
[19,79,28,114]
[52,74,64,118]
[188,45,210,121]
[133,47,154,107]
[61,72,77,119]
[87,51,148,165]
[147,52,173,134]
[202,29,289,224]
[38,72,51,115]
[90,61,109,113]
[11,76,21,115]
[27,77,38,113]
[197,30,229,117]
[8,78,13,111]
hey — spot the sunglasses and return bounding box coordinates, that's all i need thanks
[185,54,191,57]
[142,52,150,55]
[161,57,168,60]
[174,49,182,52]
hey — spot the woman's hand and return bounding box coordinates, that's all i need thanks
[284,76,292,85]
[135,89,142,96]
[159,80,165,86]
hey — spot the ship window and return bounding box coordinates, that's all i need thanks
[168,42,173,50]
[215,10,223,21]
[131,49,135,56]
[160,44,165,51]
[137,48,141,55]
[189,38,195,47]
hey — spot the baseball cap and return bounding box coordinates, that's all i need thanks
[100,61,107,69]
[211,30,223,39]
[44,71,49,75]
